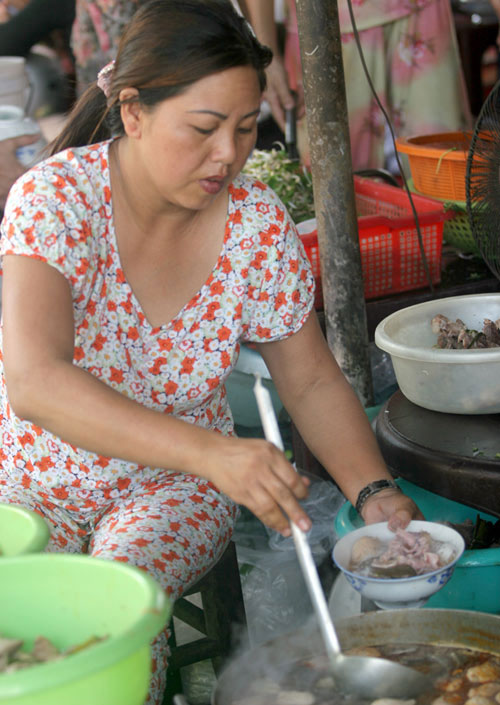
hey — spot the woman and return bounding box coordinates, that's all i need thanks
[0,1,421,701]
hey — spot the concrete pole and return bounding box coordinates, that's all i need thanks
[295,0,374,407]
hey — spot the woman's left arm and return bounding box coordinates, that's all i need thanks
[255,311,423,529]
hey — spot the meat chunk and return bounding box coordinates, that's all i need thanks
[371,529,450,575]
[467,661,500,683]
[469,684,500,697]
[464,697,497,705]
[370,700,415,705]
[438,676,467,692]
[276,691,315,705]
[350,536,384,566]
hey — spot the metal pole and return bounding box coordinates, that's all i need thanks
[295,0,374,406]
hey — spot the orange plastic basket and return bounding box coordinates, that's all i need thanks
[298,176,449,309]
[395,132,472,202]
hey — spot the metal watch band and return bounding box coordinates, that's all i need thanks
[355,479,399,515]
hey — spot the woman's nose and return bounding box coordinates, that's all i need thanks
[212,130,237,165]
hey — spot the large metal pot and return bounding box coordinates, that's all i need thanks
[189,609,500,705]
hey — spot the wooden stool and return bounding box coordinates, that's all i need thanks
[162,541,247,705]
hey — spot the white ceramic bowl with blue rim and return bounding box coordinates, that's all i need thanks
[332,520,465,610]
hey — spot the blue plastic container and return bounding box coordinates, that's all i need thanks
[334,478,500,614]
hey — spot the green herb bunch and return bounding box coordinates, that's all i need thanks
[242,147,315,224]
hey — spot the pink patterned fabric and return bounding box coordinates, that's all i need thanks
[71,0,143,91]
[284,0,471,170]
[337,0,435,32]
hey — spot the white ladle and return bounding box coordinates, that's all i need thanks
[253,375,432,699]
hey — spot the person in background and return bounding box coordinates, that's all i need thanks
[245,0,472,170]
[0,0,75,57]
[0,0,422,701]
[71,0,260,95]
[71,0,141,93]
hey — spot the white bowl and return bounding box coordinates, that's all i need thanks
[375,293,500,414]
[332,520,465,610]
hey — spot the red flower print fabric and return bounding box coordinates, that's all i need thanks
[0,140,315,510]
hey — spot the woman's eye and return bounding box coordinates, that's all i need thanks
[238,127,254,135]
[194,126,216,135]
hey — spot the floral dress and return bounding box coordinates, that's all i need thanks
[0,139,315,704]
[285,0,472,170]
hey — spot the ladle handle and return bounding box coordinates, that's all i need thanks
[253,376,341,658]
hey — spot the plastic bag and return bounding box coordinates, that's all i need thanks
[232,471,345,647]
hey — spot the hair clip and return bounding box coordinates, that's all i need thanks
[97,60,115,99]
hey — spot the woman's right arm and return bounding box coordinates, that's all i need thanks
[2,254,311,534]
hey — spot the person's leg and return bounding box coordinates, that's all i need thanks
[0,474,89,552]
[89,472,239,705]
[341,24,388,171]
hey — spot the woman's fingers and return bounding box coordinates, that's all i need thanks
[362,489,424,529]
[253,461,311,533]
[208,437,311,535]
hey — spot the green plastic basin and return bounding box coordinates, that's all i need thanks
[0,554,171,705]
[0,503,51,556]
[334,478,500,614]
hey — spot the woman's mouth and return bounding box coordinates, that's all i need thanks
[200,176,225,195]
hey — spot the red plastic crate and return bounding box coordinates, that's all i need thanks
[298,176,450,309]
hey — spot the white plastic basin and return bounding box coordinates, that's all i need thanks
[375,293,500,414]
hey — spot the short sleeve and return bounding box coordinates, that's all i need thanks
[236,177,316,344]
[0,146,109,297]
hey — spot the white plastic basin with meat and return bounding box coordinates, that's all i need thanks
[374,293,500,414]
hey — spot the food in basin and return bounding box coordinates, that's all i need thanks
[332,520,465,609]
[431,314,500,349]
[0,634,107,674]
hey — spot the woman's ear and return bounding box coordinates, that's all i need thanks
[119,88,142,137]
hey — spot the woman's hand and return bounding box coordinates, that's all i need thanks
[361,488,424,532]
[204,435,312,536]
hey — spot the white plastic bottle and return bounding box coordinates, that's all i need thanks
[0,104,47,168]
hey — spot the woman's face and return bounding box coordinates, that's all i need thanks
[126,65,262,212]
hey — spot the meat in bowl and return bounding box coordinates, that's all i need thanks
[348,528,457,579]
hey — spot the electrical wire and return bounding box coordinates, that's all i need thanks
[344,0,435,293]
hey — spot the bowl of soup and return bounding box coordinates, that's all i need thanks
[332,520,465,609]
